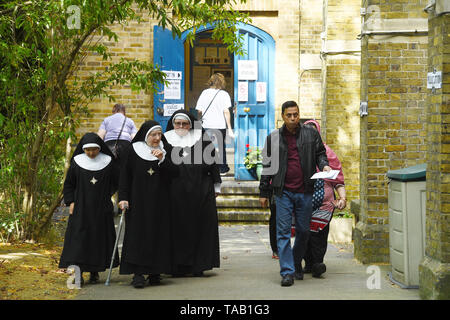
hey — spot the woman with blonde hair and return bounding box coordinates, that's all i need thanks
[207,72,226,89]
[196,73,234,175]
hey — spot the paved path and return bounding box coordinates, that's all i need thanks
[75,224,420,300]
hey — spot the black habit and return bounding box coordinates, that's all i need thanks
[164,110,221,275]
[118,120,176,275]
[59,133,120,272]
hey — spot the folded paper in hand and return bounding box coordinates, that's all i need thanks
[310,170,340,180]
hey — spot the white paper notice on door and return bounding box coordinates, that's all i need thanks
[256,82,267,102]
[238,60,258,80]
[162,70,182,80]
[163,104,184,117]
[238,81,248,102]
[164,80,181,100]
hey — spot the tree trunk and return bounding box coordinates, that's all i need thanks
[34,133,72,240]
[33,191,63,240]
[22,125,47,239]
[23,79,55,239]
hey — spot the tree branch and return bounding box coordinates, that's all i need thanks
[0,1,33,15]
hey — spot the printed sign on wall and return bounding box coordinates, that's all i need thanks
[427,70,442,89]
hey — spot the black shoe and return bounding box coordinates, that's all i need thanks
[312,263,326,278]
[294,265,304,280]
[281,274,294,287]
[171,273,187,278]
[89,272,99,284]
[147,274,161,285]
[132,274,146,288]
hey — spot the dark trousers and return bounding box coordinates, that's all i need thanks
[304,219,330,267]
[275,191,312,277]
[105,139,130,165]
[105,139,130,215]
[269,197,277,254]
[205,128,229,173]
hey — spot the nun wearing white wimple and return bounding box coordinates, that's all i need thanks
[164,109,221,277]
[118,120,177,288]
[59,132,120,286]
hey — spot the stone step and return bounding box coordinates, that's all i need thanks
[216,194,261,208]
[219,178,260,194]
[216,156,266,222]
[217,209,270,222]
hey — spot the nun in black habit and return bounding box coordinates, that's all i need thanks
[164,109,221,277]
[59,132,120,285]
[118,120,176,288]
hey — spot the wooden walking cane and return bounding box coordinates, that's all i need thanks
[105,206,127,286]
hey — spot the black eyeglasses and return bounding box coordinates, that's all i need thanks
[174,121,190,128]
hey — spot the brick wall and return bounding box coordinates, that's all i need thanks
[74,1,362,210]
[419,9,450,300]
[424,11,449,270]
[355,0,429,263]
[299,0,323,121]
[75,8,156,137]
[75,1,301,135]
[323,0,361,204]
[269,2,300,126]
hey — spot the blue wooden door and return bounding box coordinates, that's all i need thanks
[234,25,275,180]
[153,26,185,131]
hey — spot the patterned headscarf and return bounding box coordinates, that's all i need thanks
[304,119,344,185]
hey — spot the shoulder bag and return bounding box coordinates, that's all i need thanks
[111,117,126,159]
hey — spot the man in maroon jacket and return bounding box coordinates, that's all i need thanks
[259,101,330,287]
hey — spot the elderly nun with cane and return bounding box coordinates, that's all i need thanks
[117,120,177,288]
[59,133,120,286]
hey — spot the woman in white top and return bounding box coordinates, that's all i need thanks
[196,73,234,175]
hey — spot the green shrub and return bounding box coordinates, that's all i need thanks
[333,211,353,218]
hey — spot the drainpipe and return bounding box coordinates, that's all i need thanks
[320,0,328,142]
[357,30,428,39]
[298,0,302,107]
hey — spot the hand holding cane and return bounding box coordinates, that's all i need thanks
[105,203,127,286]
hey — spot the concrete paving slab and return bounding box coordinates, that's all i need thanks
[74,224,420,300]
[0,252,45,260]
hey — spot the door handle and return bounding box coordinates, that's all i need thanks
[156,107,164,116]
[244,107,250,112]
